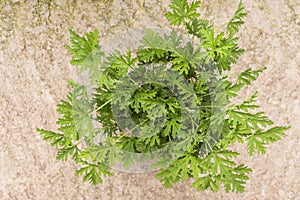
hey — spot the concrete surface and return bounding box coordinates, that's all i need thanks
[0,0,299,199]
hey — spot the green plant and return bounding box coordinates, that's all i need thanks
[37,0,290,193]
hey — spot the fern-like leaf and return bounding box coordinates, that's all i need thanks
[165,0,200,26]
[227,0,247,36]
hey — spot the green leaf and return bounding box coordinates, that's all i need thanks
[87,143,122,166]
[227,1,247,36]
[157,154,204,188]
[223,164,252,193]
[66,29,100,66]
[137,30,170,63]
[66,29,106,84]
[170,42,197,74]
[185,18,213,38]
[229,110,273,130]
[236,92,260,111]
[200,29,244,72]
[72,147,83,163]
[71,99,95,142]
[238,67,267,85]
[56,146,76,161]
[191,175,220,192]
[107,49,138,79]
[192,151,252,193]
[163,118,181,137]
[76,162,112,185]
[166,0,200,26]
[164,30,184,50]
[247,126,290,155]
[247,134,266,155]
[37,128,67,147]
[140,29,165,49]
[136,134,161,152]
[225,81,244,98]
[56,97,78,141]
[209,151,237,176]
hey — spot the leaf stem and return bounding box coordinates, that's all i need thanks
[114,118,150,142]
[91,99,112,114]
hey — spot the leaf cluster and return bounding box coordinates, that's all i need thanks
[37,0,290,192]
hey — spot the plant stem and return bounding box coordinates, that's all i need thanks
[91,99,112,114]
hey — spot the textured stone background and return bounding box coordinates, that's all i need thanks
[0,0,299,199]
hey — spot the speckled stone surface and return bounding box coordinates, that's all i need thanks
[0,0,299,199]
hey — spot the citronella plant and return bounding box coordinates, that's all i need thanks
[37,0,290,193]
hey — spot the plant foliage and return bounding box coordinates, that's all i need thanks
[37,0,290,193]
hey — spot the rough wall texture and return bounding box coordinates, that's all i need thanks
[0,0,299,199]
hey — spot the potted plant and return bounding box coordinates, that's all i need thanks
[37,0,290,192]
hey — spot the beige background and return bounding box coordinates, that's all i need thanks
[0,0,299,199]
